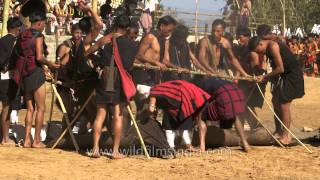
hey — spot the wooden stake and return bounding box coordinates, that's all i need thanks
[51,84,80,152]
[47,28,60,137]
[1,0,10,36]
[51,90,95,150]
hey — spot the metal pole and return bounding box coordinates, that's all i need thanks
[1,0,10,37]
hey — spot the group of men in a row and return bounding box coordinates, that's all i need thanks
[0,1,304,159]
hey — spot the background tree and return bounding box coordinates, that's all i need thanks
[223,0,320,32]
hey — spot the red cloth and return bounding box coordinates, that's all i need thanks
[113,38,136,102]
[12,29,39,85]
[206,83,245,121]
[150,80,210,122]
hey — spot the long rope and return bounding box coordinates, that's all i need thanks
[255,83,312,153]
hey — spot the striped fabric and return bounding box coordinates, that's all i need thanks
[206,83,246,121]
[150,80,210,122]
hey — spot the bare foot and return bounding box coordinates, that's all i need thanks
[273,131,281,138]
[199,148,206,153]
[278,137,292,146]
[1,139,16,147]
[89,148,101,158]
[23,142,32,148]
[110,152,126,159]
[32,142,46,148]
[240,142,251,153]
[1,140,16,147]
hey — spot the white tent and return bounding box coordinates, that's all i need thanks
[272,25,281,35]
[294,27,305,38]
[284,28,292,38]
[311,24,320,35]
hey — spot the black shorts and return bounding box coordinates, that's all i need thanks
[271,71,304,104]
[23,67,45,93]
[0,79,18,102]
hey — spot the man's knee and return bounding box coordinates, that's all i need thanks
[113,115,123,123]
[27,105,35,113]
[1,102,10,112]
[37,104,46,113]
[280,103,290,112]
[198,120,207,130]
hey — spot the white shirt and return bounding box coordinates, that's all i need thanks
[144,0,159,12]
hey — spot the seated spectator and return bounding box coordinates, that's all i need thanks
[54,0,69,35]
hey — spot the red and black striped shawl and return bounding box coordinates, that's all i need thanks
[150,80,210,122]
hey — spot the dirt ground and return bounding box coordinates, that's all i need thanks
[0,77,319,180]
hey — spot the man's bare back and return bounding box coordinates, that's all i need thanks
[135,33,165,68]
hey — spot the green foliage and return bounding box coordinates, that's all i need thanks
[224,0,320,31]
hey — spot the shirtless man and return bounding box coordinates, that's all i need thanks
[85,15,176,71]
[135,15,177,73]
[198,19,249,77]
[162,24,211,79]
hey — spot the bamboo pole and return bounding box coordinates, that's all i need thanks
[92,0,98,13]
[279,0,286,36]
[194,0,199,44]
[126,105,150,159]
[235,0,240,9]
[204,23,208,35]
[247,107,285,148]
[133,63,256,82]
[52,90,95,149]
[51,83,80,152]
[1,0,10,37]
[47,28,60,137]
